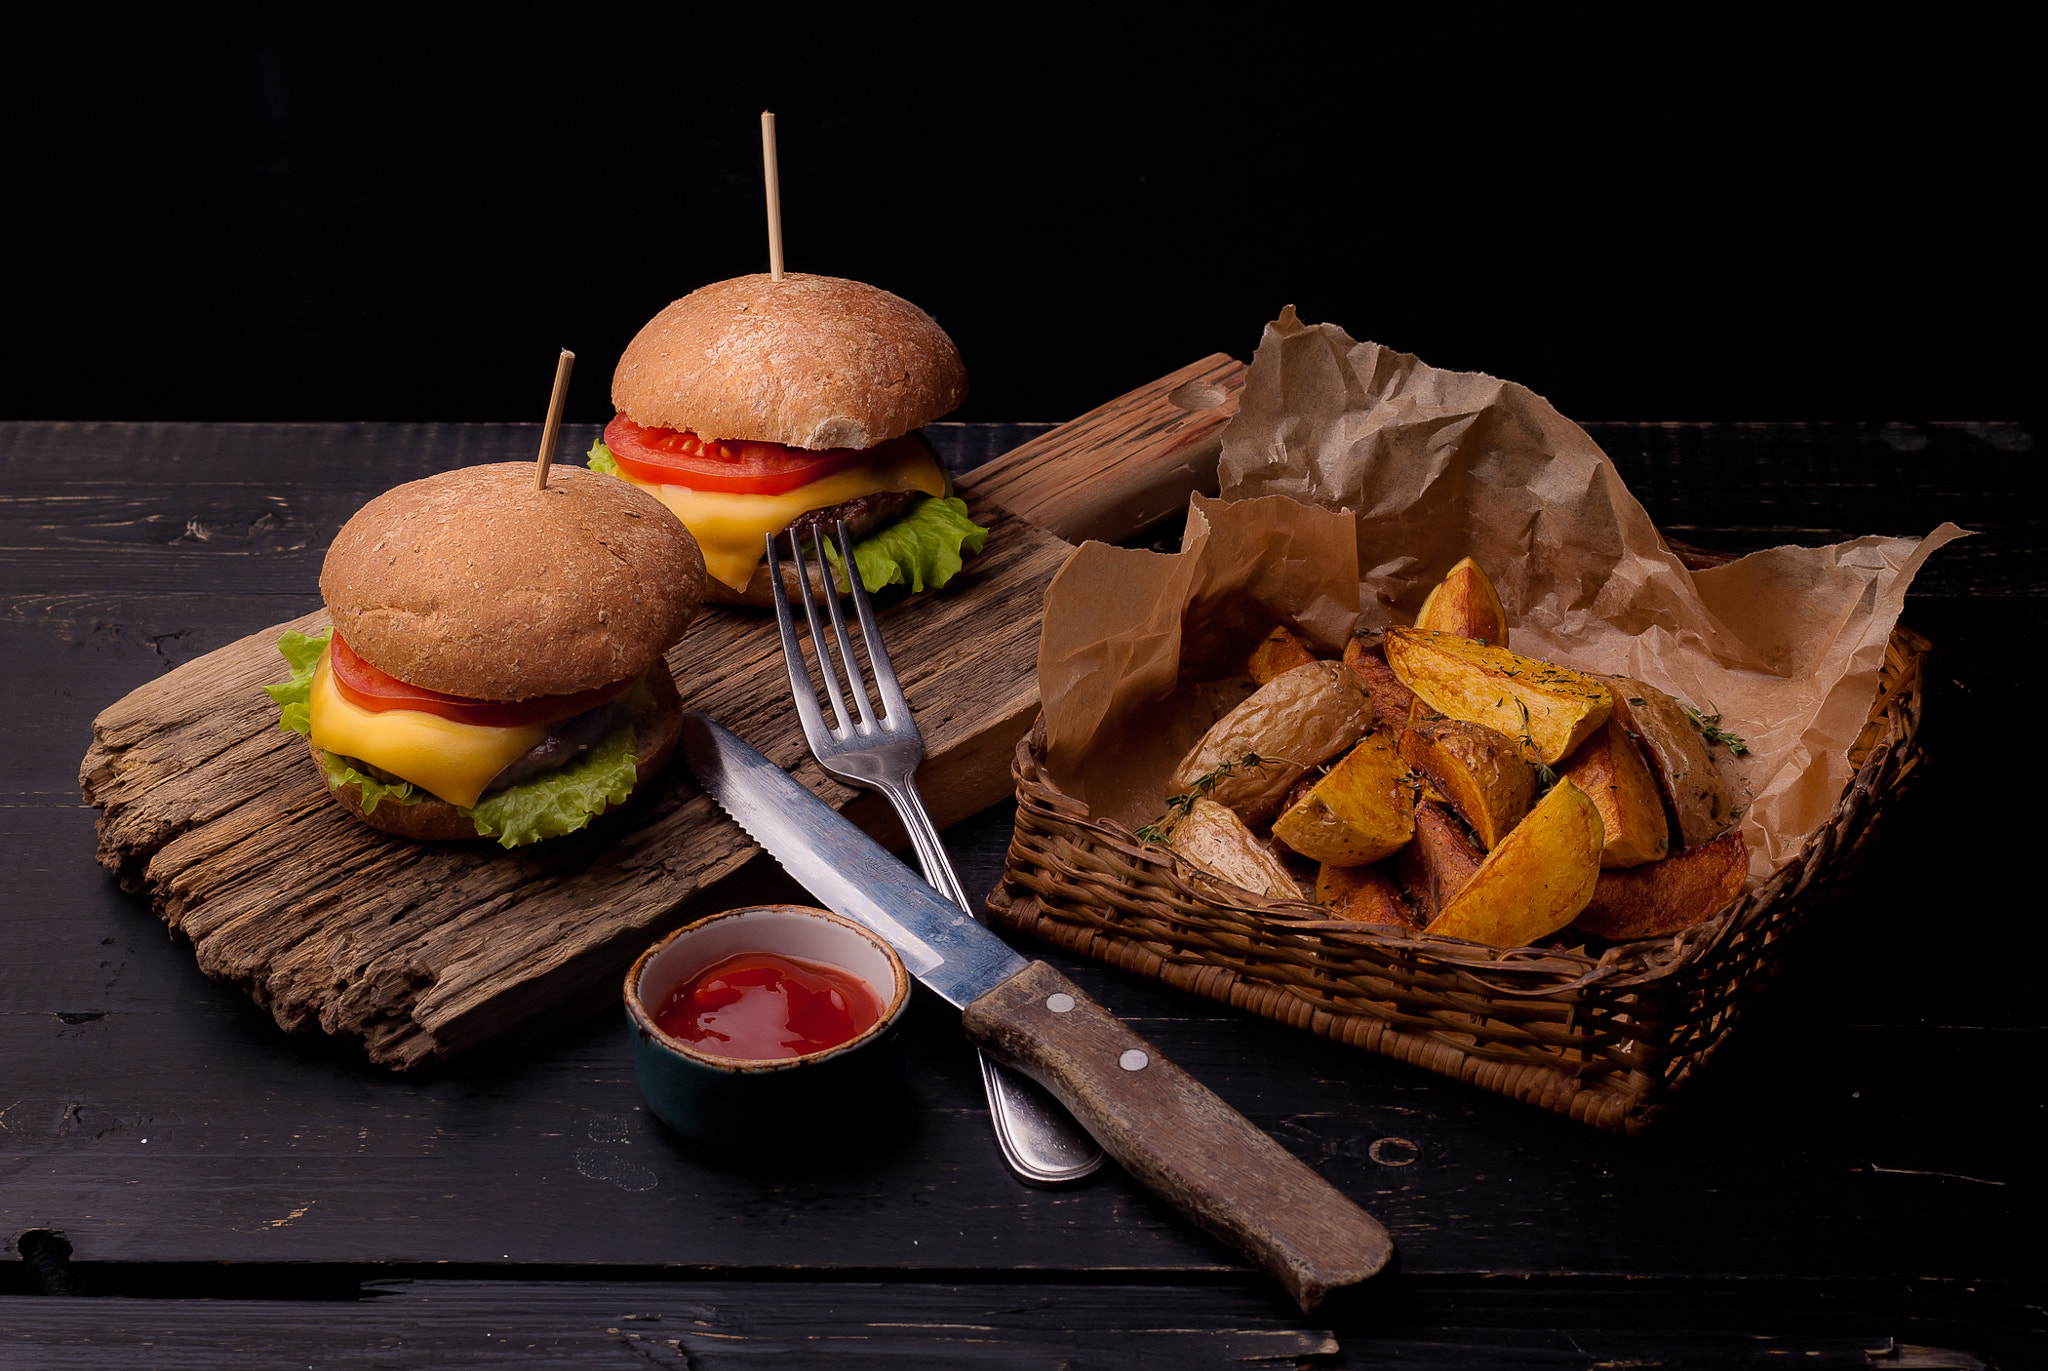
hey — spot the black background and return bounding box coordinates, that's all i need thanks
[4,3,2034,426]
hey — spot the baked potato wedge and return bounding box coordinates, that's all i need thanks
[1341,633,1420,726]
[1398,717,1536,851]
[1383,628,1612,766]
[1393,802,1487,924]
[1170,798,1304,902]
[1559,715,1671,868]
[1248,624,1321,684]
[1607,678,1736,848]
[1414,556,1509,646]
[1169,660,1373,825]
[1424,779,1604,947]
[1314,862,1418,930]
[1571,828,1748,940]
[1271,732,1417,865]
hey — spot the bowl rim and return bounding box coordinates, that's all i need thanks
[624,904,911,1071]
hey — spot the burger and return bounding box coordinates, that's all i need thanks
[587,272,985,606]
[266,463,706,846]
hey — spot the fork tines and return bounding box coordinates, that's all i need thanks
[767,523,909,741]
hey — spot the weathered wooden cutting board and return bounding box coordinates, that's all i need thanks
[79,354,1246,1069]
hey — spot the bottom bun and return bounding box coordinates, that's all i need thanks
[319,663,685,842]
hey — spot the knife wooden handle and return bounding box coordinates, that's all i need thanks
[961,961,1394,1313]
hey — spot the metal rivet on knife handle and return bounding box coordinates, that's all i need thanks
[1119,1050,1149,1072]
[1046,993,1075,1013]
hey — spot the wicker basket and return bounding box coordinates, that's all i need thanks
[989,627,1930,1134]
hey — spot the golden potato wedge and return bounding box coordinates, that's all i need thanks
[1399,717,1536,851]
[1170,660,1373,824]
[1560,715,1670,868]
[1394,803,1486,924]
[1571,828,1748,940]
[1248,625,1320,684]
[1414,556,1509,646]
[1169,798,1304,902]
[1271,732,1417,865]
[1383,628,1612,766]
[1315,862,1418,930]
[1424,779,1604,947]
[1341,634,1420,726]
[1607,678,1737,849]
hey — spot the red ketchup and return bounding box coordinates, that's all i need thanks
[654,952,882,1060]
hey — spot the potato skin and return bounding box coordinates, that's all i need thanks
[1169,660,1373,825]
[1170,798,1304,902]
[1314,862,1418,930]
[1395,803,1488,924]
[1342,634,1420,724]
[1424,779,1605,947]
[1607,678,1736,849]
[1571,828,1748,940]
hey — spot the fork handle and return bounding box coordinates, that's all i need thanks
[873,776,1105,1186]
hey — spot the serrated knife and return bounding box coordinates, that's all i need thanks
[676,711,1395,1313]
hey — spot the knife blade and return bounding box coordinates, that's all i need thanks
[676,711,1395,1313]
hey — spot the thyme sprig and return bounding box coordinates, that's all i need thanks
[1682,702,1750,755]
[1135,751,1268,845]
[1514,698,1558,791]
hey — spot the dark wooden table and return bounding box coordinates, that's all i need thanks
[3,419,2041,1368]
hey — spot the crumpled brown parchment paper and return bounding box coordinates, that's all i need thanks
[1040,308,1964,883]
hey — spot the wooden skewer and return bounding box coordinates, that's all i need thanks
[535,349,575,491]
[761,110,784,280]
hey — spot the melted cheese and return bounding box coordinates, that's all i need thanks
[308,653,547,809]
[621,443,948,592]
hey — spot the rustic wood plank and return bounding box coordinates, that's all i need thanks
[62,372,1258,1070]
[75,493,1064,1068]
[956,353,1245,545]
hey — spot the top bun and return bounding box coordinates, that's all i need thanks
[611,273,967,449]
[321,464,705,701]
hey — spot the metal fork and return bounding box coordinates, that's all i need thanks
[769,522,1104,1186]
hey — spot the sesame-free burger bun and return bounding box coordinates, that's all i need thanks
[611,273,968,450]
[321,463,705,700]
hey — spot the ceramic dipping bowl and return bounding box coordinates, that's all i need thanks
[625,904,911,1150]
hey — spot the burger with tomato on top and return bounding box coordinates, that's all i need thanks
[587,273,985,605]
[266,463,706,847]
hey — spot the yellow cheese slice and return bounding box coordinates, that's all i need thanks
[620,443,947,592]
[308,653,548,809]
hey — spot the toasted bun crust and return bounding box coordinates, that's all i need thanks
[611,273,967,449]
[322,464,705,700]
[320,661,685,841]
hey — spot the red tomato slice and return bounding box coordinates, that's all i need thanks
[603,413,869,494]
[328,634,634,729]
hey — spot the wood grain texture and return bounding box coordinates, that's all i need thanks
[962,960,1394,1313]
[76,495,1066,1069]
[65,370,1249,1071]
[955,353,1245,545]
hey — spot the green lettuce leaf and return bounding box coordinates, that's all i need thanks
[321,750,423,812]
[823,495,988,594]
[263,626,645,846]
[264,627,332,737]
[463,719,639,848]
[586,438,620,477]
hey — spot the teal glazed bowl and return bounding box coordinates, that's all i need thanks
[625,905,912,1150]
